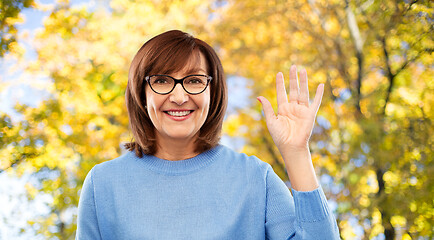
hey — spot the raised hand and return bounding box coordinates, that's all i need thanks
[257,65,324,152]
[257,65,323,191]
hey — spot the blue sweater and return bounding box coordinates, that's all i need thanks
[76,145,340,239]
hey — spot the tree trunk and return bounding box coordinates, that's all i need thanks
[376,168,396,240]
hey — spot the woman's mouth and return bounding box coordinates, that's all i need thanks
[166,110,192,117]
[164,110,194,121]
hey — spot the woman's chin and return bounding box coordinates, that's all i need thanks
[161,129,197,141]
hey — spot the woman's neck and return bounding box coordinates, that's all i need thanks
[154,134,199,161]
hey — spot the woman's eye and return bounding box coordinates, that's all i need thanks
[187,78,203,84]
[154,78,168,84]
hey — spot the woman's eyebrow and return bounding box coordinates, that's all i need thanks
[185,67,206,75]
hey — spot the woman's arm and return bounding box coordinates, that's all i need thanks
[76,168,103,240]
[264,165,340,239]
[258,65,340,239]
[257,65,323,191]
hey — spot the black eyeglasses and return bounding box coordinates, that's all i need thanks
[145,74,212,95]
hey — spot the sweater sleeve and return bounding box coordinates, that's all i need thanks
[264,166,340,240]
[76,167,103,240]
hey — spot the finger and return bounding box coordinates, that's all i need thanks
[298,68,309,107]
[257,96,276,123]
[311,84,324,115]
[276,72,288,106]
[288,65,299,103]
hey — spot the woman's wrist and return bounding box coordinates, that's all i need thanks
[280,146,319,191]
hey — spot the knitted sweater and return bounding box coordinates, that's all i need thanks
[76,145,340,239]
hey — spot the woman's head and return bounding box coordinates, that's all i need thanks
[125,30,227,157]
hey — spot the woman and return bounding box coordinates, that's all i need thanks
[76,30,340,239]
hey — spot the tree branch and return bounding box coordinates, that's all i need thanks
[381,37,428,116]
[381,36,395,116]
[345,0,364,116]
[403,0,419,16]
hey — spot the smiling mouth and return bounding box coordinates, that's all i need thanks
[164,110,193,117]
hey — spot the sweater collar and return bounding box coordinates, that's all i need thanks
[130,145,224,175]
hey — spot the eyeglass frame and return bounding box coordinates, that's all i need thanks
[144,74,213,95]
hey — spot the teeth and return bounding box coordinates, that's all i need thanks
[167,111,191,117]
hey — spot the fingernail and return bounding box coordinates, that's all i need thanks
[257,97,262,103]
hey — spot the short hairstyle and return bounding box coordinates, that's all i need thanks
[124,30,227,158]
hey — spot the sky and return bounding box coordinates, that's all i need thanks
[0,0,95,120]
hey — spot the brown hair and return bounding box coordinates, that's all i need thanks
[124,30,227,157]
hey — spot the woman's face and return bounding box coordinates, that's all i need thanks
[145,53,210,143]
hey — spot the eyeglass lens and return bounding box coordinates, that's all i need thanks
[149,75,208,94]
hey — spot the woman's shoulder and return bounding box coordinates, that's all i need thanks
[219,144,272,172]
[91,150,145,175]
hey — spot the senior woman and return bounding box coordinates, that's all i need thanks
[76,30,340,239]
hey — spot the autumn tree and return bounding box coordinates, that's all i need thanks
[1,0,217,238]
[0,0,36,167]
[0,0,34,57]
[212,0,432,239]
[1,0,432,239]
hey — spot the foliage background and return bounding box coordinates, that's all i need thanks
[0,0,432,239]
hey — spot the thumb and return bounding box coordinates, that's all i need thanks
[257,96,276,123]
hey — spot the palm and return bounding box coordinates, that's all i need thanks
[258,66,324,151]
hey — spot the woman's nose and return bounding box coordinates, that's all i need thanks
[169,83,188,105]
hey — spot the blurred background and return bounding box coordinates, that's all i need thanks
[0,0,432,239]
